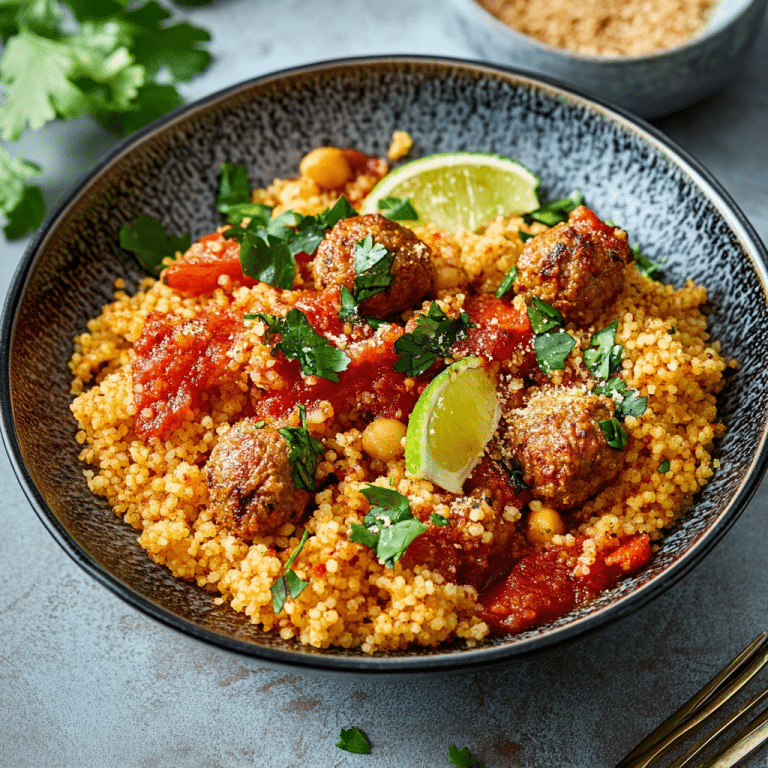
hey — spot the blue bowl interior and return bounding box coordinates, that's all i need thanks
[3,58,768,675]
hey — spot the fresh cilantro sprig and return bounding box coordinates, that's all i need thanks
[495,265,517,299]
[393,302,474,376]
[119,213,191,276]
[348,485,427,569]
[376,196,418,221]
[0,0,213,239]
[336,727,372,755]
[632,243,667,279]
[351,234,395,303]
[584,319,623,380]
[277,405,324,492]
[449,745,485,768]
[526,297,576,374]
[270,529,310,613]
[524,190,583,226]
[337,285,387,329]
[250,307,351,382]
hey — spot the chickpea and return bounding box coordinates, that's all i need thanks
[525,505,566,546]
[432,262,469,294]
[362,418,407,462]
[299,147,352,190]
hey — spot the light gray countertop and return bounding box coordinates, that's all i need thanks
[2,3,768,767]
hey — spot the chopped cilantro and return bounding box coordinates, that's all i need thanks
[632,244,666,279]
[658,459,671,473]
[352,234,395,303]
[534,331,577,374]
[393,302,473,376]
[449,745,485,768]
[377,196,418,221]
[527,296,564,334]
[252,308,351,382]
[315,195,357,229]
[584,319,623,380]
[338,285,386,329]
[668,327,676,335]
[430,513,450,526]
[518,230,534,243]
[495,265,518,299]
[599,416,630,451]
[277,405,324,492]
[0,145,44,238]
[524,190,583,227]
[499,458,528,491]
[615,388,648,420]
[348,485,427,569]
[253,419,266,428]
[270,529,310,613]
[119,213,191,277]
[336,727,371,754]
[216,161,251,216]
[239,230,296,289]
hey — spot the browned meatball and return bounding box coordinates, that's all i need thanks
[508,388,626,510]
[312,213,435,318]
[515,206,632,327]
[206,418,311,541]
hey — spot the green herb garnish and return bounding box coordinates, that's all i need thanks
[377,196,418,221]
[518,230,534,243]
[348,486,427,569]
[393,302,473,377]
[430,513,450,526]
[352,234,395,303]
[534,332,577,374]
[495,265,518,299]
[527,296,565,334]
[270,529,310,613]
[277,405,324,492]
[584,319,623,380]
[658,459,671,473]
[338,285,386,329]
[239,231,296,289]
[251,308,351,382]
[598,417,630,451]
[119,213,191,277]
[449,745,485,768]
[524,190,583,226]
[336,727,372,755]
[216,161,251,216]
[632,243,666,279]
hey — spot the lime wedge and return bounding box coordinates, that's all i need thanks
[405,357,501,494]
[359,152,541,231]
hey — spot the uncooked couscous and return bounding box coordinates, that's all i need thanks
[69,142,731,653]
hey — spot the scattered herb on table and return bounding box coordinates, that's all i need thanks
[335,727,372,754]
[270,528,310,613]
[0,0,213,239]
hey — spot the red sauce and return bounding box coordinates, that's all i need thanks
[478,534,652,634]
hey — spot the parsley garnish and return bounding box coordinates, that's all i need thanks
[377,196,419,221]
[632,243,666,279]
[499,457,528,491]
[352,234,395,303]
[277,405,324,492]
[430,513,450,526]
[270,529,310,613]
[449,745,485,768]
[524,190,583,226]
[338,285,386,329]
[495,265,518,299]
[216,161,251,217]
[0,1,213,239]
[348,486,427,569]
[336,727,372,754]
[527,296,565,334]
[584,319,623,380]
[251,308,351,382]
[518,230,534,243]
[239,231,296,289]
[598,417,630,451]
[526,296,576,374]
[658,459,671,473]
[119,213,191,277]
[393,302,473,376]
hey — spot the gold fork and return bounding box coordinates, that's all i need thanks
[616,632,768,768]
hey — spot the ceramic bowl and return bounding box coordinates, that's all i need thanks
[3,57,768,676]
[445,0,768,118]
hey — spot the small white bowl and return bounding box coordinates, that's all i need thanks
[446,0,768,118]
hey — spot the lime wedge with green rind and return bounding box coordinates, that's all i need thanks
[360,152,541,231]
[405,356,501,494]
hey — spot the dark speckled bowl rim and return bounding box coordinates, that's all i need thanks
[3,55,768,677]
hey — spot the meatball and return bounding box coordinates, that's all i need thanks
[515,206,632,327]
[312,213,434,318]
[508,388,626,510]
[206,418,311,541]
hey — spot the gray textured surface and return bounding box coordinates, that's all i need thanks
[1,2,768,767]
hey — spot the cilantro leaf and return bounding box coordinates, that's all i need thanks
[216,161,251,215]
[495,265,517,299]
[348,485,427,569]
[119,213,191,276]
[352,234,394,303]
[336,727,371,755]
[599,416,630,451]
[615,388,648,420]
[239,230,296,289]
[632,243,666,279]
[658,458,671,473]
[534,331,576,374]
[253,308,351,382]
[430,513,449,526]
[95,82,184,135]
[0,145,44,238]
[393,302,473,376]
[518,230,534,243]
[315,195,357,229]
[527,296,564,334]
[277,406,324,492]
[584,319,623,380]
[449,745,485,768]
[377,196,418,221]
[270,529,310,613]
[524,190,583,226]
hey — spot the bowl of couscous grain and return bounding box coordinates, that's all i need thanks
[3,57,768,676]
[446,0,768,118]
